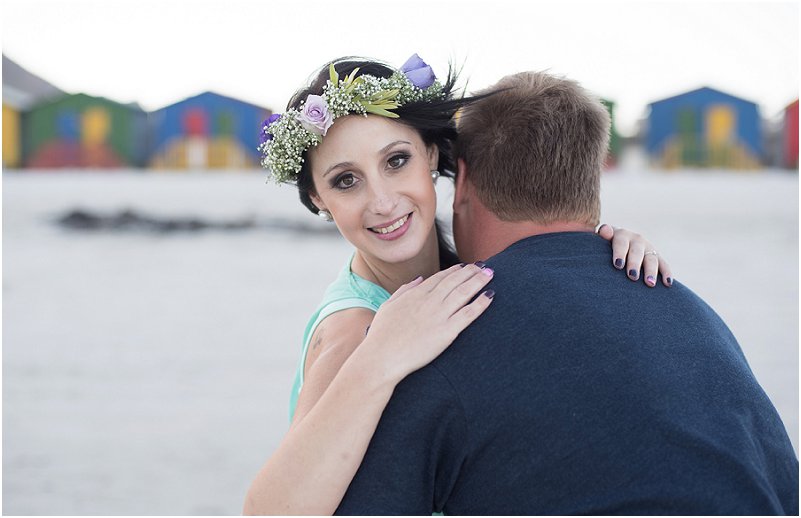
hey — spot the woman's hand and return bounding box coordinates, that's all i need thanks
[597,224,673,288]
[358,263,495,383]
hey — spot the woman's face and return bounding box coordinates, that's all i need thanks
[309,115,439,266]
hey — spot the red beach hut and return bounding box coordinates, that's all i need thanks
[784,99,798,169]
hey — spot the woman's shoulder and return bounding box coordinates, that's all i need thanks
[296,256,386,387]
[304,306,374,368]
[309,254,390,319]
[308,306,375,353]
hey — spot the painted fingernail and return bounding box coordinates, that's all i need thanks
[458,263,466,267]
[666,277,673,286]
[646,275,655,285]
[365,325,371,336]
[474,261,487,269]
[483,289,495,299]
[482,268,494,277]
[614,258,624,269]
[628,269,638,279]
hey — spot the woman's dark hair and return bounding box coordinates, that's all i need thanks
[287,56,476,269]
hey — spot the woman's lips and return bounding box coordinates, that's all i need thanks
[369,213,412,241]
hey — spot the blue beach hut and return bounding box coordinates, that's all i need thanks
[646,87,762,169]
[149,91,271,169]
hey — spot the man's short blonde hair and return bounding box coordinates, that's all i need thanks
[456,71,610,226]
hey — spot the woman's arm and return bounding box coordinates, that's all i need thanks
[291,307,375,426]
[597,224,674,287]
[243,263,495,515]
[243,320,400,515]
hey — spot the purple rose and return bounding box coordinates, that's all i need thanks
[260,113,281,143]
[400,53,436,89]
[297,95,334,136]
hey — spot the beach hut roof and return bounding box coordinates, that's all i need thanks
[28,92,147,113]
[2,54,65,109]
[151,90,271,113]
[648,86,758,109]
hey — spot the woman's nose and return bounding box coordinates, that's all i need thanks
[367,177,398,215]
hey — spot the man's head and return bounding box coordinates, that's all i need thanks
[452,71,610,260]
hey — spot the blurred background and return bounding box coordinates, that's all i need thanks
[2,0,798,515]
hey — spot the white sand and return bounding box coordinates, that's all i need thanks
[2,168,797,515]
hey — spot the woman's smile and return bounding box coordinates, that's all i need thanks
[368,212,413,240]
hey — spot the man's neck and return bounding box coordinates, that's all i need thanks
[469,219,595,263]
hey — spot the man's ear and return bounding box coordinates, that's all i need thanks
[453,158,469,213]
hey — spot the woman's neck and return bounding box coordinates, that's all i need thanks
[350,227,441,294]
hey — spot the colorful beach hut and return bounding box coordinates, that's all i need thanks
[601,98,621,167]
[2,55,64,168]
[3,89,26,169]
[783,99,798,170]
[645,87,762,169]
[149,91,271,169]
[23,93,148,168]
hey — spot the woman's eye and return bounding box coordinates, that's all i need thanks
[388,153,410,169]
[334,174,356,190]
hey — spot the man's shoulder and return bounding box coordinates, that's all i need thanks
[429,231,742,396]
[485,231,715,313]
[393,362,465,410]
[492,231,610,263]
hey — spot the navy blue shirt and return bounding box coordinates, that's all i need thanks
[336,232,798,515]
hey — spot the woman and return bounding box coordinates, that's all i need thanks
[244,55,672,515]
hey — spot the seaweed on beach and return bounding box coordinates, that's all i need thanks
[54,208,339,235]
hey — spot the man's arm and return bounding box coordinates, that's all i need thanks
[335,365,468,515]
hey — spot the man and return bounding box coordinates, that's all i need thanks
[335,72,798,515]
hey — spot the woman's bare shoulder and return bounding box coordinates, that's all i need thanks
[293,307,376,425]
[305,307,375,372]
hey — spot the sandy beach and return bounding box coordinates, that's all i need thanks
[2,168,797,515]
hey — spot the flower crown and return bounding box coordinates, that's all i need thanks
[259,54,447,183]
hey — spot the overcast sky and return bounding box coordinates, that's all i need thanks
[2,0,798,136]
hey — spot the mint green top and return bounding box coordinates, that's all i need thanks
[288,255,391,421]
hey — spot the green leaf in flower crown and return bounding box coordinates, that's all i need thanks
[370,89,399,102]
[363,103,399,118]
[344,76,364,95]
[329,64,338,87]
[344,68,360,86]
[374,99,399,110]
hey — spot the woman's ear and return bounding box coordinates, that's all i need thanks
[310,192,326,212]
[427,144,439,172]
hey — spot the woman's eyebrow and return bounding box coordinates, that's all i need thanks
[379,140,412,154]
[323,161,354,178]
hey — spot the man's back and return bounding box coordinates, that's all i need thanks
[336,232,798,515]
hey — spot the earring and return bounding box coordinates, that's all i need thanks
[318,210,333,222]
[431,170,440,182]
